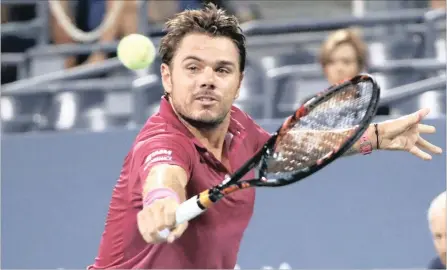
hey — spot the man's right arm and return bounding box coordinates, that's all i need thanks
[142,164,188,203]
[133,134,195,243]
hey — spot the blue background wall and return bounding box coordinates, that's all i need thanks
[2,118,445,269]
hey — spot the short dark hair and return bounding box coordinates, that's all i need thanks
[159,3,246,72]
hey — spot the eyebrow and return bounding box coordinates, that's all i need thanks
[182,56,236,67]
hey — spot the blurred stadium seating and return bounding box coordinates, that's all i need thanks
[1,1,446,269]
[1,1,446,133]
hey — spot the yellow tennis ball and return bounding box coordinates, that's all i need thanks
[117,34,156,70]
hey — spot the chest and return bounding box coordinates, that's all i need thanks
[186,139,256,227]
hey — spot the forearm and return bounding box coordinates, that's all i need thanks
[138,164,189,242]
[142,164,188,203]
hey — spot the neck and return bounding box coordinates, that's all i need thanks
[168,98,230,158]
[181,116,230,152]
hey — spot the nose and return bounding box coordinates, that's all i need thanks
[335,62,346,73]
[199,67,216,90]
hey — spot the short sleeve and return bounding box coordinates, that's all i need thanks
[133,133,195,184]
[240,111,270,152]
[251,121,271,151]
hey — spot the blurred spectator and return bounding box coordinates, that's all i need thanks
[1,4,37,84]
[51,0,138,69]
[427,191,446,269]
[317,28,389,114]
[431,0,446,10]
[298,28,368,107]
[51,0,259,69]
[318,28,367,85]
[1,4,8,23]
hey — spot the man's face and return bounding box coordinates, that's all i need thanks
[161,33,242,129]
[430,208,446,265]
[324,43,360,85]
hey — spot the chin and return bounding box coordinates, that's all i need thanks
[195,116,223,125]
[195,108,226,120]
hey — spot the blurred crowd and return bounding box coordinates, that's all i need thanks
[1,0,444,86]
[1,0,260,84]
[1,0,445,130]
[1,1,445,268]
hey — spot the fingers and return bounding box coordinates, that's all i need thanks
[167,222,188,243]
[137,209,155,243]
[137,198,186,244]
[401,108,431,129]
[417,136,443,154]
[418,124,436,134]
[162,199,188,243]
[150,202,163,231]
[137,206,165,244]
[409,146,432,161]
[414,108,431,122]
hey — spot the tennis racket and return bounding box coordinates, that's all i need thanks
[158,73,380,238]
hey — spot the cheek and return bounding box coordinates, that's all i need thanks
[348,62,359,73]
[172,76,195,98]
[325,66,337,78]
[226,80,241,100]
[434,235,446,248]
[326,64,335,71]
[441,237,446,248]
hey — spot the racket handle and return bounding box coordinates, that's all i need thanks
[157,195,206,239]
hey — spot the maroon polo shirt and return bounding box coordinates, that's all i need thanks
[88,97,270,269]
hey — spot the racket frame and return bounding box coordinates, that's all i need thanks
[158,73,380,237]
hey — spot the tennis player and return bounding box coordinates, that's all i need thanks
[88,4,442,269]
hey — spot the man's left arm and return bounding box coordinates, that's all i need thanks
[345,108,442,159]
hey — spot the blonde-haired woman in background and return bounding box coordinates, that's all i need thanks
[319,28,368,85]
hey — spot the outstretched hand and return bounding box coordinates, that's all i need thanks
[377,108,443,160]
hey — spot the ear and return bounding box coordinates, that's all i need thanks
[235,72,244,100]
[161,63,172,95]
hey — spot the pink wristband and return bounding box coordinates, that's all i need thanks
[143,188,180,207]
[359,134,373,155]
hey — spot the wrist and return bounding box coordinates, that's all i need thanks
[359,133,373,154]
[364,124,380,149]
[367,123,380,150]
[374,123,380,150]
[358,124,380,155]
[143,187,180,207]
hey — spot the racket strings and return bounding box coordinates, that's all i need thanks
[267,81,374,175]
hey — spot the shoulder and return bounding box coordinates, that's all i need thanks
[231,106,266,134]
[231,105,255,125]
[428,256,445,269]
[132,118,195,158]
[231,106,270,148]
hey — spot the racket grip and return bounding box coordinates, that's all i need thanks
[157,195,206,239]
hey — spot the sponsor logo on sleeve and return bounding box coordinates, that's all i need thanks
[143,149,173,171]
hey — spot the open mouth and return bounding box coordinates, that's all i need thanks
[195,95,219,105]
[197,97,216,102]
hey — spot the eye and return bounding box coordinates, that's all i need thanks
[186,65,201,74]
[216,67,229,74]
